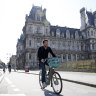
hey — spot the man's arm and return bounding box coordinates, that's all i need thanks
[37,47,42,61]
[49,47,56,57]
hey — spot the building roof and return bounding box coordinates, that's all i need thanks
[50,25,80,33]
[17,34,24,44]
[50,25,81,38]
[28,6,42,20]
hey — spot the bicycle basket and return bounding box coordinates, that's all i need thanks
[47,57,61,68]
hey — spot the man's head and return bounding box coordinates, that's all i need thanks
[43,40,48,47]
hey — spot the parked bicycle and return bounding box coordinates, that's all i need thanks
[39,57,63,94]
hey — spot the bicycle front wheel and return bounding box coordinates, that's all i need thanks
[51,72,63,94]
[39,70,43,89]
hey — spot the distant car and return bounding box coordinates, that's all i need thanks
[25,66,29,72]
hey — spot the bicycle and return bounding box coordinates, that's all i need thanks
[39,57,63,94]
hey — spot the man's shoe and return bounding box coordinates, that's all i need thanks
[42,82,47,89]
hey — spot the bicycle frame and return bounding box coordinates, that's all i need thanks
[48,67,55,87]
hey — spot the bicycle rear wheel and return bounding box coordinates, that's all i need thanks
[51,72,63,94]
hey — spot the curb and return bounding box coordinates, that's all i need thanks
[62,78,96,88]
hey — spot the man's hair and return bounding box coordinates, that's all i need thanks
[43,40,48,44]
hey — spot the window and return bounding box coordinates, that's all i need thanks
[46,28,48,33]
[37,38,40,48]
[73,54,76,60]
[46,28,49,36]
[68,54,71,60]
[63,55,66,59]
[28,25,32,33]
[37,26,41,33]
[37,15,40,21]
[88,31,89,36]
[66,30,70,38]
[28,26,31,32]
[56,29,60,37]
[51,32,54,36]
[91,31,93,36]
[75,31,79,39]
[29,40,31,47]
[77,45,79,50]
[29,54,31,60]
[92,44,94,50]
[77,54,80,60]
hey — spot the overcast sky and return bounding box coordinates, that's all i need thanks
[0,0,96,63]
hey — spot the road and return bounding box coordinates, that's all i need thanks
[0,70,96,96]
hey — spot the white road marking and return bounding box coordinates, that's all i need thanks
[0,75,4,82]
[5,77,13,85]
[13,88,20,92]
[10,84,16,88]
[0,94,26,96]
[5,77,21,92]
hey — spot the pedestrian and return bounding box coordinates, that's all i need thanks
[3,63,6,73]
[8,63,11,73]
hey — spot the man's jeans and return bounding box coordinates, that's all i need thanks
[39,61,48,83]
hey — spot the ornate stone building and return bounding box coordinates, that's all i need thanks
[16,6,96,69]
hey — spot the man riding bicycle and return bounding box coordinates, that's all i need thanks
[37,40,56,89]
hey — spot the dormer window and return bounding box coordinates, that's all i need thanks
[51,31,54,36]
[66,30,70,39]
[75,31,79,39]
[56,29,60,37]
[37,15,40,21]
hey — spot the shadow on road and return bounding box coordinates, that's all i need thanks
[44,89,64,96]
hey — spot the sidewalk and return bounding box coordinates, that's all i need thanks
[59,71,96,87]
[17,70,96,88]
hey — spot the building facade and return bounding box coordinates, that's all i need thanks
[10,55,17,70]
[16,6,96,69]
